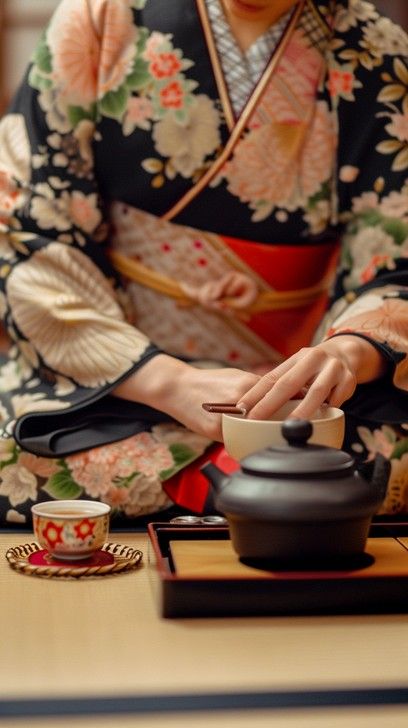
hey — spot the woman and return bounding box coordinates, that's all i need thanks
[0,0,407,526]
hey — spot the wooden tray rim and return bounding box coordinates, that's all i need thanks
[147,522,408,584]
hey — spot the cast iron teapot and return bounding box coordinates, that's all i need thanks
[201,419,389,562]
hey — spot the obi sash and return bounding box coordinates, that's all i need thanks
[220,234,339,357]
[109,226,340,360]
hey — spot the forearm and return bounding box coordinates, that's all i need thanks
[112,354,260,440]
[113,354,190,415]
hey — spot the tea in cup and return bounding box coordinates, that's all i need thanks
[222,400,345,460]
[31,500,111,561]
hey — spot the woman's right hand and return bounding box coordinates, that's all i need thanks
[113,354,260,441]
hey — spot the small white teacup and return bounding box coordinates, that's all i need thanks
[31,500,111,561]
[222,400,345,461]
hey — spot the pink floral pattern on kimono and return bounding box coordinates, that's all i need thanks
[47,0,137,105]
[221,29,336,217]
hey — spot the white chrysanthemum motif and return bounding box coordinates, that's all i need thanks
[362,18,408,57]
[334,1,377,33]
[0,361,25,392]
[6,509,26,524]
[351,191,379,213]
[380,190,408,220]
[7,243,149,387]
[303,200,331,235]
[152,95,221,178]
[124,473,171,516]
[0,462,38,507]
[343,225,402,287]
[0,114,31,183]
[30,189,71,232]
[38,89,73,135]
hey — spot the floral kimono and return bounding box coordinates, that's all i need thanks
[0,0,407,527]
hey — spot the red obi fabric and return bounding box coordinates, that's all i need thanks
[163,445,240,513]
[222,235,340,357]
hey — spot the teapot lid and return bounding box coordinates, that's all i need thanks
[241,418,354,477]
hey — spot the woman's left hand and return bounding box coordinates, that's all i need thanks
[236,335,387,420]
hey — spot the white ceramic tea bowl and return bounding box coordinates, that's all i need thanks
[31,500,111,561]
[222,400,345,461]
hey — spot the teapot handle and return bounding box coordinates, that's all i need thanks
[358,453,390,501]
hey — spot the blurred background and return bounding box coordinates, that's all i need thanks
[0,0,407,114]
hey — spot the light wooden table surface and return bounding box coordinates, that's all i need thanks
[1,531,408,726]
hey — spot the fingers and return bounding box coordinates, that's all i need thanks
[289,366,356,419]
[237,348,356,419]
[236,369,304,420]
[326,371,357,407]
[236,350,311,417]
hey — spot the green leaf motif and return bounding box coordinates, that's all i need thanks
[33,33,53,73]
[391,438,408,460]
[42,470,83,500]
[160,444,203,480]
[340,246,353,269]
[169,443,196,467]
[28,68,52,92]
[359,209,383,226]
[113,471,141,487]
[99,86,129,120]
[159,466,178,481]
[126,59,150,90]
[136,26,149,46]
[382,217,408,245]
[67,104,97,127]
[308,181,330,208]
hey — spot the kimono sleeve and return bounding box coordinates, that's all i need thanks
[321,44,408,394]
[0,0,161,451]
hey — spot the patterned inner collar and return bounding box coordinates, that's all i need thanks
[204,0,293,116]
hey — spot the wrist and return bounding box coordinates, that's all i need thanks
[324,334,387,383]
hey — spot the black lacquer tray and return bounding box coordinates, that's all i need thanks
[147,522,408,618]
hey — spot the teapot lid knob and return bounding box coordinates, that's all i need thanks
[282,418,313,446]
[242,414,354,476]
